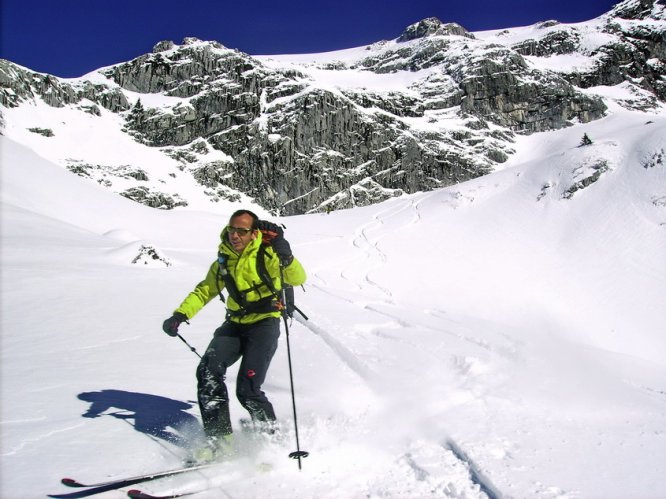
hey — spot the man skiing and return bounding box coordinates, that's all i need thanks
[162,209,307,460]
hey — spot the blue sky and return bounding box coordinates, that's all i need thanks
[2,0,619,78]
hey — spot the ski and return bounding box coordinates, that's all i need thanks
[123,461,274,499]
[127,488,201,499]
[60,462,215,488]
[48,463,217,498]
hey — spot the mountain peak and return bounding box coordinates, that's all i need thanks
[397,17,473,42]
[610,0,665,20]
[152,40,175,53]
[152,37,229,54]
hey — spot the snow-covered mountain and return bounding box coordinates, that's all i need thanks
[1,0,664,215]
[2,1,666,497]
[2,55,666,499]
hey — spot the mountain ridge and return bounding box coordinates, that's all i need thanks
[1,0,664,215]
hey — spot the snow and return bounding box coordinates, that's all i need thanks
[295,67,430,94]
[256,44,393,65]
[524,53,597,73]
[258,43,438,96]
[0,98,244,213]
[2,6,666,495]
[2,93,666,498]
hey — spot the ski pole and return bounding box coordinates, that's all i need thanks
[283,313,309,469]
[176,332,202,359]
[280,265,309,469]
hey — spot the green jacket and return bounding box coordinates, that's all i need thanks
[174,227,307,324]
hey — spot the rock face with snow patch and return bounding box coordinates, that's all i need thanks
[131,244,172,267]
[0,60,129,112]
[512,0,666,104]
[0,0,664,215]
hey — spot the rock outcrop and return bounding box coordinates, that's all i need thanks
[1,0,663,215]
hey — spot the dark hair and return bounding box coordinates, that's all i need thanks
[229,209,259,229]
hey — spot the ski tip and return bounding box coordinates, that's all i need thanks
[61,478,81,487]
[127,490,178,499]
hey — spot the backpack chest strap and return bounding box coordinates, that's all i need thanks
[217,250,282,317]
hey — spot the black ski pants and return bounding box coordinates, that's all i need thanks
[196,317,280,437]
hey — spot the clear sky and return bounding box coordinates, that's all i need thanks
[2,0,620,78]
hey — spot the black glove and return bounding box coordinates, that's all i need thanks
[272,237,293,263]
[256,220,283,239]
[257,220,293,264]
[162,312,188,337]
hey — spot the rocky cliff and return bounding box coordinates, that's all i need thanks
[1,0,664,215]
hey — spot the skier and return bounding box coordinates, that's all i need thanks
[162,209,307,460]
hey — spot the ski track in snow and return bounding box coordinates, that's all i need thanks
[296,313,501,498]
[295,315,379,388]
[333,192,439,300]
[345,197,429,298]
[294,195,507,498]
[3,422,86,456]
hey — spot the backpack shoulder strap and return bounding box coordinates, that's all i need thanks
[256,244,279,296]
[217,252,246,306]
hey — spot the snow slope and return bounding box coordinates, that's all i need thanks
[2,105,666,498]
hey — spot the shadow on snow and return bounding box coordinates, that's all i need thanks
[77,389,203,448]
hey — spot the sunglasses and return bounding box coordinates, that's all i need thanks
[227,226,254,235]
